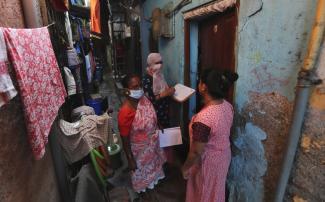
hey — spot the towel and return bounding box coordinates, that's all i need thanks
[58,113,112,163]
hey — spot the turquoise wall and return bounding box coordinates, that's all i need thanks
[140,0,318,200]
[140,0,216,84]
[140,0,316,102]
[236,0,317,108]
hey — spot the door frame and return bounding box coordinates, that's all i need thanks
[183,2,239,140]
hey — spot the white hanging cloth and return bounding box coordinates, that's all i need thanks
[0,28,17,108]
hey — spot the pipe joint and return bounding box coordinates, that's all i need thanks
[297,69,323,88]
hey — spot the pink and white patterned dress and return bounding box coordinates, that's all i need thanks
[129,96,166,192]
[186,101,234,202]
[3,27,66,159]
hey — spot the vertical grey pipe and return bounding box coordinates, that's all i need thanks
[274,72,312,202]
[274,1,325,201]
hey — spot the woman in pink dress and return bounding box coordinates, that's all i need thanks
[182,69,238,202]
[118,74,166,193]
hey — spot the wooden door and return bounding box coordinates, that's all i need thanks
[197,7,238,110]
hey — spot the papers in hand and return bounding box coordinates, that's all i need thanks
[158,127,183,148]
[173,83,195,102]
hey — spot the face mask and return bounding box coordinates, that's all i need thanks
[129,89,144,99]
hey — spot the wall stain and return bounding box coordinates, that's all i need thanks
[250,64,290,91]
[242,91,293,201]
[250,51,262,64]
[287,107,325,201]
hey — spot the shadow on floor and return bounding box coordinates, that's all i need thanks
[137,164,186,202]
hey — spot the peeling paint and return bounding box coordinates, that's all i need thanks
[228,123,267,202]
[287,107,325,201]
[228,92,293,201]
[241,92,293,201]
[293,195,307,202]
[250,64,290,91]
[139,0,321,201]
[300,135,311,153]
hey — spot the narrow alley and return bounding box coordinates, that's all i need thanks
[0,0,325,202]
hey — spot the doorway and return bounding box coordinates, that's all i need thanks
[185,6,238,120]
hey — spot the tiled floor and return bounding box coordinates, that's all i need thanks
[100,74,186,202]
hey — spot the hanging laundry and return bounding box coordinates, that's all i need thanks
[67,47,81,66]
[64,12,74,48]
[90,0,101,38]
[85,54,92,83]
[100,0,110,42]
[3,27,67,159]
[90,0,110,41]
[67,48,83,93]
[70,0,85,7]
[0,29,17,108]
[63,66,77,96]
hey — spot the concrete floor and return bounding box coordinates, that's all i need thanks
[100,74,186,202]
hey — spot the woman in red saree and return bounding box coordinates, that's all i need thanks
[182,69,238,202]
[118,74,166,193]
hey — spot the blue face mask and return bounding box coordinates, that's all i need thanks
[129,89,144,99]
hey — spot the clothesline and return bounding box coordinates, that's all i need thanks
[47,21,56,27]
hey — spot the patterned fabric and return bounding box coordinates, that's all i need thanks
[3,27,67,159]
[192,122,211,143]
[125,96,166,192]
[58,113,112,163]
[143,74,170,128]
[186,101,234,202]
[0,28,17,108]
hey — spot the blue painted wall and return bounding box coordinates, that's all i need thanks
[139,0,318,200]
[140,0,217,84]
[140,0,316,100]
[236,0,317,108]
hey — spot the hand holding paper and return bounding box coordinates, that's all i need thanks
[158,127,183,147]
[172,84,195,102]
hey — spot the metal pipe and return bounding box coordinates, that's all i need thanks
[303,0,325,71]
[274,0,325,201]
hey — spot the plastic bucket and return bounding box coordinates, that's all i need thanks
[86,98,102,115]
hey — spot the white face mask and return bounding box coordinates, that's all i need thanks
[129,89,144,99]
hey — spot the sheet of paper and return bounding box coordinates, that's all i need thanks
[173,83,196,102]
[158,127,183,148]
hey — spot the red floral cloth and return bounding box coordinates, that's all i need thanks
[118,96,166,192]
[4,27,67,159]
